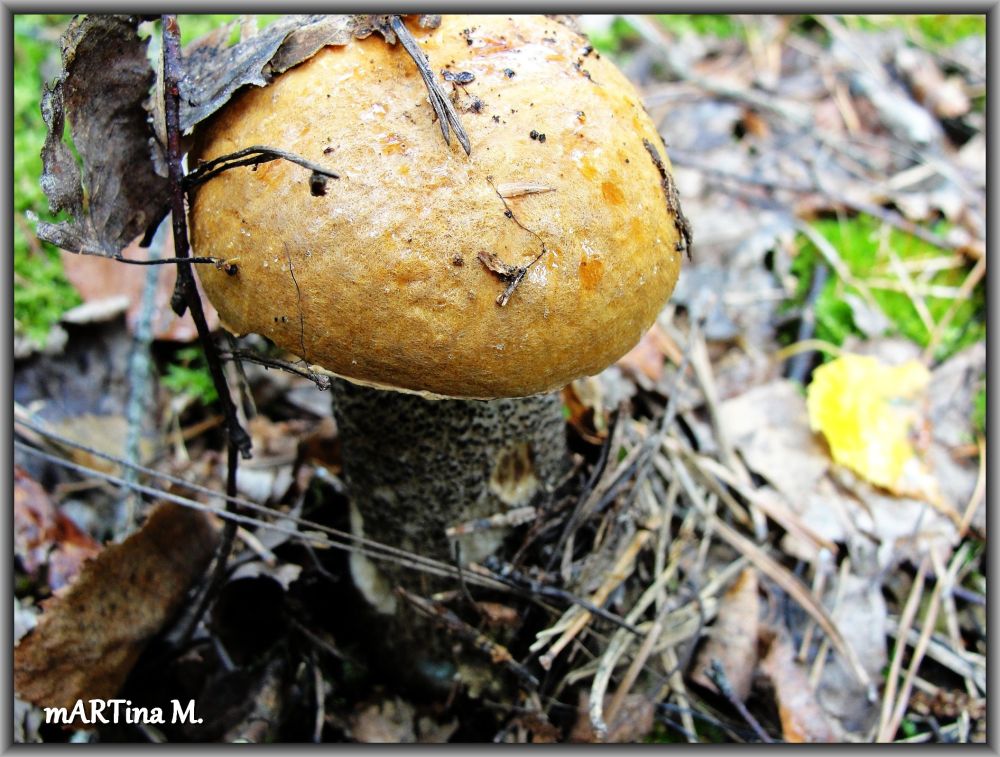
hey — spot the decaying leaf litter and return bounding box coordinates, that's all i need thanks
[13,13,986,743]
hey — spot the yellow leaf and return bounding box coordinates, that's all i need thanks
[806,354,930,492]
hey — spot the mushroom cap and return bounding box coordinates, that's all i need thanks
[190,14,686,399]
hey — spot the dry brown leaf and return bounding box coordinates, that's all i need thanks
[14,503,219,716]
[759,629,837,743]
[60,226,220,342]
[616,323,671,385]
[690,567,760,701]
[45,413,155,475]
[560,381,607,446]
[350,697,416,743]
[14,466,101,591]
[815,573,888,737]
[569,691,655,743]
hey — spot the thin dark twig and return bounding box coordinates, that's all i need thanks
[705,660,775,743]
[478,176,550,306]
[12,439,515,597]
[786,261,830,384]
[112,255,221,266]
[183,145,339,190]
[483,557,643,637]
[389,15,471,155]
[162,15,251,458]
[180,444,240,648]
[395,587,539,689]
[218,350,332,390]
[163,14,250,644]
[450,542,483,618]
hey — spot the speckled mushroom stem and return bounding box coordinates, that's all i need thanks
[331,378,569,611]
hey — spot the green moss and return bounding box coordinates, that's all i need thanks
[846,14,985,50]
[657,14,742,39]
[13,15,81,345]
[587,16,641,56]
[161,347,219,405]
[972,385,985,436]
[13,15,284,346]
[790,216,985,361]
[176,14,282,45]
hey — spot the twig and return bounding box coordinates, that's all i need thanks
[13,438,523,599]
[179,444,240,648]
[112,254,221,266]
[605,600,671,726]
[163,14,251,645]
[389,15,470,156]
[395,588,538,689]
[117,224,165,540]
[534,530,652,669]
[478,176,550,306]
[162,16,251,458]
[923,253,986,362]
[183,145,339,191]
[807,555,851,688]
[705,660,774,743]
[877,556,929,740]
[786,261,829,384]
[879,548,952,742]
[672,451,875,695]
[481,558,642,636]
[218,349,332,390]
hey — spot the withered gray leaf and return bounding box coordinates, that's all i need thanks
[178,14,442,130]
[39,81,82,218]
[36,14,445,259]
[178,14,325,132]
[267,15,360,75]
[36,14,168,257]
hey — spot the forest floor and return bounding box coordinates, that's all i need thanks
[13,14,987,743]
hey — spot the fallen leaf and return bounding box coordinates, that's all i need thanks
[561,380,608,446]
[14,503,219,718]
[722,380,831,499]
[806,353,930,493]
[616,323,672,385]
[691,567,760,701]
[350,697,417,743]
[815,573,887,737]
[59,225,220,342]
[35,15,169,257]
[14,466,101,591]
[45,412,155,476]
[221,658,286,743]
[569,692,655,743]
[759,628,837,743]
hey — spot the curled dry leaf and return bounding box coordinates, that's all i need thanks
[14,503,219,717]
[59,226,220,342]
[36,15,169,257]
[690,567,760,702]
[569,691,656,743]
[350,697,417,743]
[14,466,101,592]
[37,13,444,261]
[814,573,887,737]
[759,628,837,743]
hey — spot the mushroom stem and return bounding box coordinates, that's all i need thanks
[331,379,569,613]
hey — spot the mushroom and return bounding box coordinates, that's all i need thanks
[189,15,688,681]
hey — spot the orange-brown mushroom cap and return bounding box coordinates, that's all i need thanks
[190,15,686,399]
